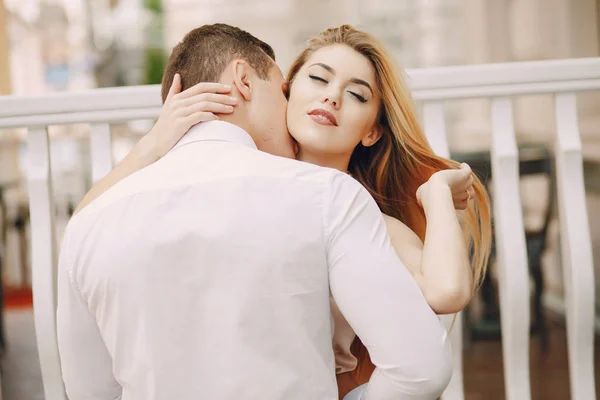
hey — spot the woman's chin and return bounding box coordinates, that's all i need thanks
[290,129,328,154]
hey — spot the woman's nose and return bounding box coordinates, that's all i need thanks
[323,96,340,109]
[322,91,341,109]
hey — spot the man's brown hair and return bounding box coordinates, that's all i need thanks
[161,23,276,103]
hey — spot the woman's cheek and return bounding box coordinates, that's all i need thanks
[286,101,301,126]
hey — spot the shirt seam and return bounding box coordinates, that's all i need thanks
[63,225,91,311]
[322,172,333,268]
[168,138,255,156]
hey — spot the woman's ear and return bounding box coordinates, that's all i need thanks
[361,125,383,147]
[282,82,290,99]
[231,60,252,101]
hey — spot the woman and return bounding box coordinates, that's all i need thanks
[77,25,492,398]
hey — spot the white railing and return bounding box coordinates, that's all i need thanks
[0,57,598,400]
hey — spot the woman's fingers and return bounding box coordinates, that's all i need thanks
[175,82,232,100]
[442,164,476,210]
[165,73,182,103]
[455,190,469,202]
[179,93,238,108]
[467,186,475,200]
[452,186,475,211]
[460,162,472,174]
[184,112,220,128]
[449,169,474,194]
[184,100,235,116]
[456,199,469,210]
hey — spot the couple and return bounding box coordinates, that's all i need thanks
[56,23,492,400]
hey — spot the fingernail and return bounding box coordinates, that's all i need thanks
[229,97,238,104]
[224,85,231,90]
[226,106,234,111]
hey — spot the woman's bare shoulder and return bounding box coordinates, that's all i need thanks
[382,214,422,245]
[382,214,408,233]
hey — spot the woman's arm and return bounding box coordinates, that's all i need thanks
[74,74,236,215]
[74,135,157,215]
[384,164,475,314]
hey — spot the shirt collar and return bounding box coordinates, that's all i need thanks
[170,120,257,153]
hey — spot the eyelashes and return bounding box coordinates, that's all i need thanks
[352,93,367,103]
[309,75,328,84]
[308,75,367,103]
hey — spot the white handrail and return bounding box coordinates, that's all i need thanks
[406,58,600,90]
[0,108,161,129]
[1,58,599,127]
[0,85,160,120]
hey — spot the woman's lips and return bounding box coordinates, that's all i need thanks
[308,109,338,126]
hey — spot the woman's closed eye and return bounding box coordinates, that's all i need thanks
[349,92,367,103]
[309,75,367,103]
[309,75,328,84]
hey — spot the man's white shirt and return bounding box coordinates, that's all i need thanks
[57,121,452,400]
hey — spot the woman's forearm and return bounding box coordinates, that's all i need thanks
[73,75,236,216]
[73,136,158,215]
[420,182,472,314]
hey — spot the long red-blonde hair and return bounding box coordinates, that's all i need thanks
[287,25,492,388]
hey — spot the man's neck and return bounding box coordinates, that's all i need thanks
[168,120,258,154]
[217,115,253,143]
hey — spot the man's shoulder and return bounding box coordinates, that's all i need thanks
[255,155,368,198]
[247,151,342,184]
[66,166,154,232]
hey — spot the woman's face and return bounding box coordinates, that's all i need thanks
[286,44,382,170]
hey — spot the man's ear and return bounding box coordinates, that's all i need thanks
[361,125,383,147]
[231,60,252,101]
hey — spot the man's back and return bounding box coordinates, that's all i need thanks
[59,121,452,400]
[58,122,339,399]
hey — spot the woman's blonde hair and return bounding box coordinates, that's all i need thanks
[287,25,492,385]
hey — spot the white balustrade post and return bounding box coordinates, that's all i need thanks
[423,101,464,400]
[422,101,450,158]
[554,93,595,400]
[490,98,531,400]
[26,127,67,400]
[90,123,113,183]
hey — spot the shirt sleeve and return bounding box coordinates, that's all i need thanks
[324,172,452,400]
[57,226,122,400]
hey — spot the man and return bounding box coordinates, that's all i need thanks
[57,24,451,400]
